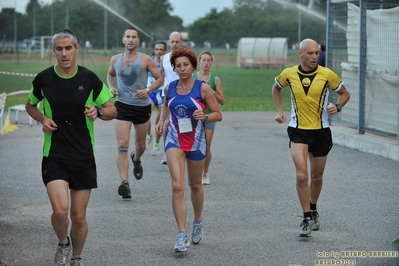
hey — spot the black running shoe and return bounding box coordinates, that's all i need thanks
[130,152,143,180]
[118,181,131,199]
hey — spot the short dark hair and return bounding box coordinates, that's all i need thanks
[155,40,167,50]
[123,27,140,38]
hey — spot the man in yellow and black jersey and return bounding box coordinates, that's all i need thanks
[272,38,350,237]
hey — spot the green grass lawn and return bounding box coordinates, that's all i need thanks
[0,54,291,111]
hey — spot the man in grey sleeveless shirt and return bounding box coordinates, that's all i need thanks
[107,27,163,199]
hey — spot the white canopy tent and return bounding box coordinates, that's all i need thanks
[237,37,288,68]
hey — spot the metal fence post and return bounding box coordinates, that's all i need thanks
[358,0,367,134]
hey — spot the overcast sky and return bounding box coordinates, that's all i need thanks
[0,0,235,26]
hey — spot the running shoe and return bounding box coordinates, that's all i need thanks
[151,145,160,156]
[70,258,84,266]
[145,134,152,149]
[299,217,314,237]
[53,237,71,266]
[311,210,320,231]
[160,154,167,165]
[130,152,143,180]
[192,223,204,245]
[118,181,131,199]
[174,233,190,252]
[202,173,210,185]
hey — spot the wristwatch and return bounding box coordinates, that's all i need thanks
[95,106,104,117]
[204,115,209,122]
[335,104,342,112]
[146,88,151,94]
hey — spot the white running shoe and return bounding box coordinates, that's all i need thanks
[53,237,71,266]
[192,222,204,245]
[160,154,167,164]
[145,135,152,149]
[173,233,190,252]
[151,145,160,156]
[202,173,210,185]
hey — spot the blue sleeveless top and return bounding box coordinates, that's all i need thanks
[165,79,207,153]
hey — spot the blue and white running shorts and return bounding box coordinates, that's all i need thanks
[149,89,164,106]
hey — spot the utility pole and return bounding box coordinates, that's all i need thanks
[297,7,301,45]
[104,0,107,50]
[14,2,19,65]
[51,4,54,35]
[65,5,69,29]
[33,2,36,38]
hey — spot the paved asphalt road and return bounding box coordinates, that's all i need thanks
[1,112,398,266]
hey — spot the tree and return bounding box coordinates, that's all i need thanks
[187,0,326,48]
[189,8,236,49]
[26,0,41,16]
[116,0,184,41]
[0,0,327,51]
[0,8,18,42]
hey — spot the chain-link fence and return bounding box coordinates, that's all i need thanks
[327,0,399,143]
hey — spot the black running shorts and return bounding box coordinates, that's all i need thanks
[115,101,151,124]
[41,157,97,189]
[287,127,333,157]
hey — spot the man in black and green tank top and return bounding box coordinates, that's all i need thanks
[25,29,116,266]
